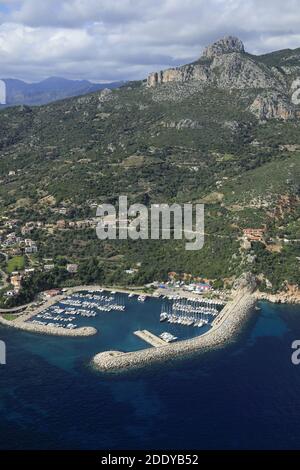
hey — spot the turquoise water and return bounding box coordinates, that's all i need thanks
[0,298,300,449]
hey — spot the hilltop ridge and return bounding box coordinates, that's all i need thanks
[147,36,300,121]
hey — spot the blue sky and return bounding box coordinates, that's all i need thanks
[0,0,299,82]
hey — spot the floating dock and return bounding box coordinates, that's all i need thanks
[134,330,167,347]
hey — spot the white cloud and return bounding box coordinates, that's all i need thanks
[0,0,299,81]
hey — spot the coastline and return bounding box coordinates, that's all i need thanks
[255,290,300,305]
[92,285,257,373]
[1,280,297,339]
[0,284,149,337]
[0,294,97,337]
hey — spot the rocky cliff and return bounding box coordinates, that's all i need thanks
[147,36,300,120]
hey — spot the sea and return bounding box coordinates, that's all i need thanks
[0,294,300,450]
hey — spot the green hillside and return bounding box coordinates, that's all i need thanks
[0,44,299,305]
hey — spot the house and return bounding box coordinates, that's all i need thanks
[243,228,266,242]
[56,220,67,229]
[25,245,38,254]
[44,264,55,271]
[125,268,137,275]
[43,289,62,298]
[24,239,35,247]
[67,264,78,274]
[21,225,34,236]
[10,274,22,292]
[168,271,177,280]
[24,268,35,274]
[195,283,212,293]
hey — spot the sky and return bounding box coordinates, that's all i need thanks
[0,0,300,83]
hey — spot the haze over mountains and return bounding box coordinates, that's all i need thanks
[0,77,124,107]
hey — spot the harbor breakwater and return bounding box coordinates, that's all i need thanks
[0,297,97,337]
[92,285,257,372]
[0,315,97,337]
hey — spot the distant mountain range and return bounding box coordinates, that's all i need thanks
[0,77,124,107]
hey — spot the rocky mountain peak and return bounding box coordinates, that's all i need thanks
[202,36,245,58]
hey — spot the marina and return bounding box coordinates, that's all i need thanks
[12,289,217,342]
[160,297,222,328]
[0,285,227,343]
[25,292,126,331]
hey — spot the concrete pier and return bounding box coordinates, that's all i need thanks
[134,330,167,347]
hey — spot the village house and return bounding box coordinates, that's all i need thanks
[2,233,21,247]
[25,244,38,254]
[10,273,22,292]
[43,289,62,299]
[4,220,19,229]
[56,219,67,230]
[24,239,35,247]
[44,264,55,271]
[242,227,266,242]
[21,225,34,236]
[125,268,138,275]
[24,268,35,275]
[168,271,177,280]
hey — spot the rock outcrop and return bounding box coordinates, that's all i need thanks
[249,92,296,121]
[146,35,300,120]
[203,36,245,58]
[147,36,284,92]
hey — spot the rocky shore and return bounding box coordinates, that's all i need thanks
[256,289,300,305]
[92,283,257,373]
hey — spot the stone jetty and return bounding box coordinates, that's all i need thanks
[0,295,97,337]
[134,330,167,347]
[92,274,257,372]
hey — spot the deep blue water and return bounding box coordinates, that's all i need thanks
[0,297,300,450]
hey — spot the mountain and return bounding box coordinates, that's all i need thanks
[0,36,299,301]
[0,77,124,106]
[147,36,300,121]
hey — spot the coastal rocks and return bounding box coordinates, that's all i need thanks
[249,92,296,121]
[256,286,300,304]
